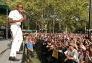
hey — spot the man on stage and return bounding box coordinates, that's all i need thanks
[8,3,27,61]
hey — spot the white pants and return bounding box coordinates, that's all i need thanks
[10,25,23,57]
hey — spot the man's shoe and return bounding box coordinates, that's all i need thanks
[16,51,23,54]
[9,57,14,60]
[9,57,20,61]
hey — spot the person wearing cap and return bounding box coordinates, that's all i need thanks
[64,43,79,63]
[8,3,27,61]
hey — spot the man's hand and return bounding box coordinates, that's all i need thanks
[19,18,25,22]
[20,10,26,14]
[19,10,28,21]
[67,56,74,60]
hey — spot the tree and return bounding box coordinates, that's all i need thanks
[53,0,88,32]
[1,0,89,33]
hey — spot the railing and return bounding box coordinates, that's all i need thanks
[22,43,32,63]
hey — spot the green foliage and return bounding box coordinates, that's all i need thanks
[0,15,7,26]
[0,0,88,33]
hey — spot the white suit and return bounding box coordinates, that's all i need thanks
[8,10,23,57]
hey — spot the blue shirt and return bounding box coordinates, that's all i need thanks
[26,42,33,49]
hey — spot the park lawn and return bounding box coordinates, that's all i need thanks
[30,57,41,63]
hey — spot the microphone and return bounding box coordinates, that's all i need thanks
[20,11,29,21]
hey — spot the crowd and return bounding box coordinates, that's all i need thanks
[24,33,92,63]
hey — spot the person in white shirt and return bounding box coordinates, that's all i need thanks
[64,43,79,63]
[8,3,27,61]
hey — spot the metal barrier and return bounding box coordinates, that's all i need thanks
[22,43,32,63]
